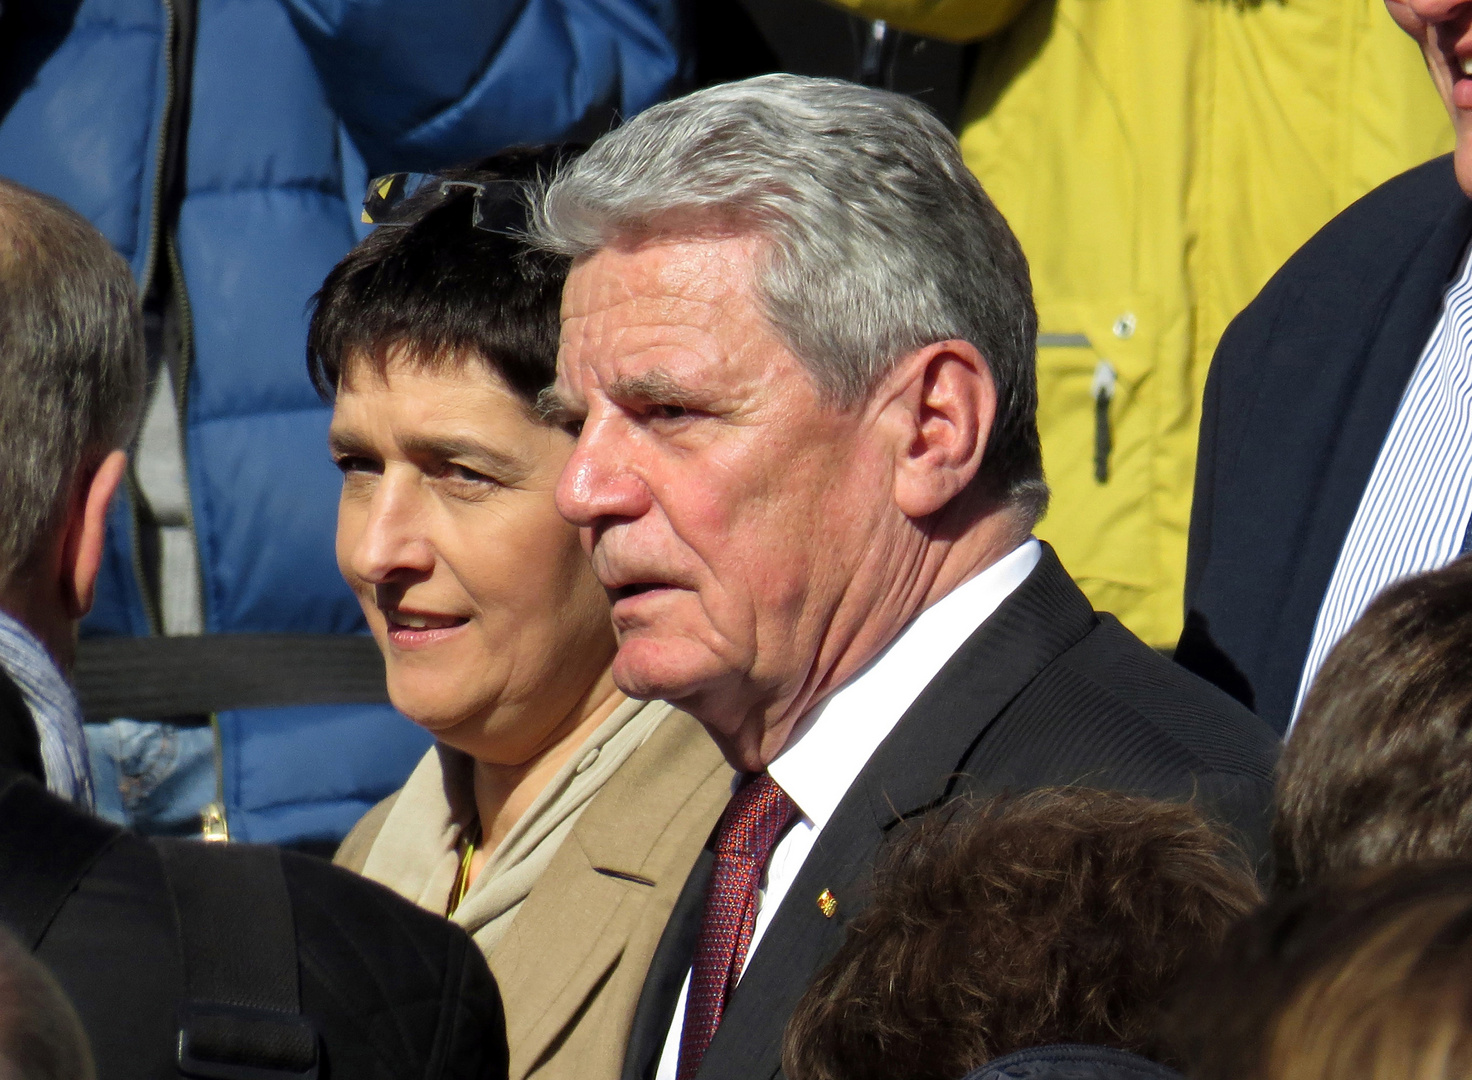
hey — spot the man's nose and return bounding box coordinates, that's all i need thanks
[555,419,651,529]
[347,475,435,584]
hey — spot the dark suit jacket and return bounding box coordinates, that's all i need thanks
[1176,155,1472,734]
[0,664,41,781]
[0,669,509,1080]
[622,544,1279,1080]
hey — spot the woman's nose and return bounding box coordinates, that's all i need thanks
[346,475,435,584]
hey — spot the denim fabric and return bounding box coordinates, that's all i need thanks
[86,719,217,837]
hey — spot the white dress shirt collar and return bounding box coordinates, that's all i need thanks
[767,537,1041,834]
[653,539,1043,1080]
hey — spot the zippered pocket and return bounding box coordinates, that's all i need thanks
[1091,358,1117,483]
[1037,334,1116,485]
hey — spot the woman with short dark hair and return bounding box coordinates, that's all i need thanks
[309,147,731,1080]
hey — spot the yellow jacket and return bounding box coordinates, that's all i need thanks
[826,0,1452,646]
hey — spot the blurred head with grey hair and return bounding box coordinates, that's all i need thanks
[0,924,95,1080]
[536,74,1043,770]
[0,177,143,672]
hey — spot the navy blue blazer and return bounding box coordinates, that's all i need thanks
[1177,155,1472,735]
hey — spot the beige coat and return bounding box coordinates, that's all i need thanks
[337,707,731,1080]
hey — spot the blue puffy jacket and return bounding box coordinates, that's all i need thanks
[0,0,683,845]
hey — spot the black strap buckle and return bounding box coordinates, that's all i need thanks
[176,1003,319,1080]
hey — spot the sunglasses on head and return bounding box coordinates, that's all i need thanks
[361,173,528,237]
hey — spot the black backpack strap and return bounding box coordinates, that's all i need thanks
[0,770,122,948]
[75,634,388,720]
[153,840,320,1080]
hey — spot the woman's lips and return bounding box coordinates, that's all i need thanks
[381,610,470,649]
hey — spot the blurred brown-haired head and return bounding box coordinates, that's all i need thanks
[1174,861,1472,1080]
[0,923,95,1080]
[781,789,1261,1080]
[1275,557,1472,891]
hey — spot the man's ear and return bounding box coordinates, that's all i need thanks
[878,340,997,520]
[59,449,127,619]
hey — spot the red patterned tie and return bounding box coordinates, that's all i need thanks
[676,772,799,1080]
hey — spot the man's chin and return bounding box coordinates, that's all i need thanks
[609,636,734,707]
[611,640,694,700]
[610,639,785,772]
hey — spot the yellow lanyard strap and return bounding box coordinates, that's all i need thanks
[447,821,480,918]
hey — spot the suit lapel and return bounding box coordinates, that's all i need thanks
[495,839,644,1077]
[495,709,728,1080]
[1221,165,1472,725]
[696,547,1096,1080]
[621,845,714,1080]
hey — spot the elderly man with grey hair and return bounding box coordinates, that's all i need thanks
[534,75,1280,1080]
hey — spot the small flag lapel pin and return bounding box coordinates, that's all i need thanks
[817,889,838,918]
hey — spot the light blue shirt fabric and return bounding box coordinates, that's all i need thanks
[0,609,93,806]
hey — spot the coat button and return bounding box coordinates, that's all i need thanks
[1113,312,1136,339]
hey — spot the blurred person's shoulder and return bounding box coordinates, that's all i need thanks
[3,771,506,1080]
[282,846,508,1077]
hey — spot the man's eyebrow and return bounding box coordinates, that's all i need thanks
[607,371,701,405]
[400,434,530,480]
[533,370,710,424]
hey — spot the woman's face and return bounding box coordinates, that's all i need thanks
[330,351,616,765]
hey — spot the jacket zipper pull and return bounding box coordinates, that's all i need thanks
[1092,359,1117,484]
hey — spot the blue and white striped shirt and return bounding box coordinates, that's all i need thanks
[1292,242,1472,731]
[0,608,92,805]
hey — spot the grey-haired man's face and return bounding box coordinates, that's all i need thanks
[550,234,898,769]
